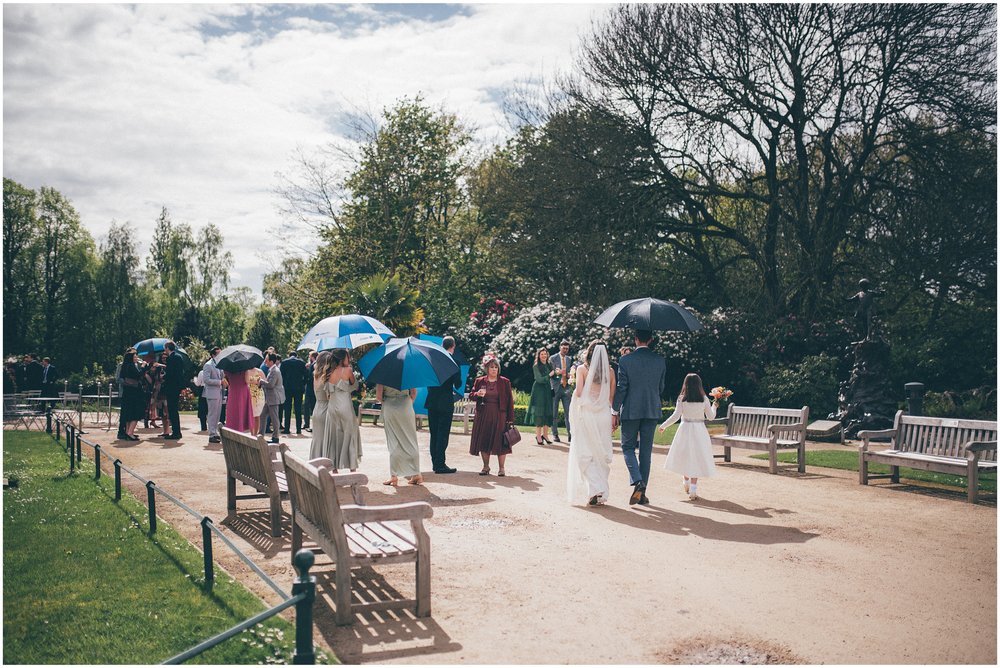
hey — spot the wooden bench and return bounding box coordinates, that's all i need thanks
[709,404,810,474]
[219,426,288,537]
[356,398,381,426]
[280,445,432,626]
[858,411,997,503]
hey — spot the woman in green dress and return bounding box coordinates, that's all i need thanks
[526,347,554,445]
[376,383,423,485]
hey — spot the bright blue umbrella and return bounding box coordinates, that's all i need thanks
[298,314,394,351]
[411,334,470,414]
[133,338,191,371]
[358,337,460,391]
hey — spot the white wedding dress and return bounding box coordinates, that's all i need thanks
[566,345,613,505]
[661,397,717,477]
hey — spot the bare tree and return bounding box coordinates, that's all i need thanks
[566,3,996,317]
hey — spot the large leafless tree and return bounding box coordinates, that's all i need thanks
[566,3,995,317]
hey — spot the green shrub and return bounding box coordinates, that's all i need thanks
[924,388,997,420]
[759,353,840,416]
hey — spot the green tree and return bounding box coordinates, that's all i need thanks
[345,273,427,338]
[95,222,151,363]
[3,178,39,352]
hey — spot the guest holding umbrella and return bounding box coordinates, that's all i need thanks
[308,351,333,459]
[469,353,515,476]
[526,347,554,445]
[315,348,362,472]
[216,344,263,434]
[377,383,423,486]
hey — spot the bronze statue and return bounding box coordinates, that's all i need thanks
[845,278,883,343]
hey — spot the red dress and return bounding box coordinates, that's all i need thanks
[469,376,514,456]
[224,370,254,432]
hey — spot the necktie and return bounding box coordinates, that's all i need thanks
[561,357,567,387]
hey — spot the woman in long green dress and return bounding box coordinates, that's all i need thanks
[322,348,363,472]
[308,351,333,460]
[377,384,423,486]
[526,348,554,445]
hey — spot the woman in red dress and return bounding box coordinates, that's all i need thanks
[469,354,515,477]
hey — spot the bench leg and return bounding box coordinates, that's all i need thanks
[797,442,805,473]
[226,475,237,520]
[269,494,283,538]
[290,518,302,563]
[334,560,354,626]
[768,446,778,474]
[968,462,979,504]
[890,465,899,484]
[859,453,868,485]
[724,446,731,463]
[416,551,431,618]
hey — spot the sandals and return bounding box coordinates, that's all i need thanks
[383,477,398,487]
[498,469,506,477]
[543,436,552,445]
[479,467,490,476]
[407,476,424,486]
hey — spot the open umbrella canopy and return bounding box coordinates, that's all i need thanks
[134,338,191,370]
[298,314,394,351]
[594,297,702,332]
[358,337,460,391]
[215,344,264,372]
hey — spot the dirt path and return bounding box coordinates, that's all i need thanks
[55,415,996,664]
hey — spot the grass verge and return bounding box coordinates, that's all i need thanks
[3,430,334,664]
[750,449,996,492]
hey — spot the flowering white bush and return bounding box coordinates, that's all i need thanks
[491,302,632,366]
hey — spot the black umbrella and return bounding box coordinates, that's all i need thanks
[215,344,265,372]
[594,297,702,332]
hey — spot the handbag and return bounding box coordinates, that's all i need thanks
[503,424,521,447]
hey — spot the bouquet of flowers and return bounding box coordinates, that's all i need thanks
[709,386,734,402]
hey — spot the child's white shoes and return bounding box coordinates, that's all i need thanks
[688,483,698,500]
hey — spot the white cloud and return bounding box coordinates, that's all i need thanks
[3,3,605,292]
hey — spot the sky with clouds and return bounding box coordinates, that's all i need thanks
[3,3,606,293]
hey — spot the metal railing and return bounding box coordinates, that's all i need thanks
[48,416,318,663]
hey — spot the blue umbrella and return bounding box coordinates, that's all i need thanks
[134,338,191,372]
[411,334,470,414]
[358,337,460,391]
[298,314,394,351]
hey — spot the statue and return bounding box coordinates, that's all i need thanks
[830,278,896,437]
[844,278,884,343]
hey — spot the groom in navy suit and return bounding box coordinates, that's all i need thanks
[612,329,666,505]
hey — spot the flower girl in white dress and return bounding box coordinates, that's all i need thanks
[658,373,719,500]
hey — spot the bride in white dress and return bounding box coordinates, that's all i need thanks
[566,341,616,506]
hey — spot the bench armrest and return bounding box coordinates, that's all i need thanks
[857,428,895,440]
[706,417,727,427]
[340,501,434,523]
[329,472,369,488]
[966,440,998,461]
[768,421,806,434]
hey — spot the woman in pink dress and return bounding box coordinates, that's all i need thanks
[224,369,254,432]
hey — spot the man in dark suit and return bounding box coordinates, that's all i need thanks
[612,330,666,506]
[303,351,318,432]
[22,354,44,392]
[280,351,307,434]
[162,341,186,440]
[425,336,461,474]
[40,357,59,397]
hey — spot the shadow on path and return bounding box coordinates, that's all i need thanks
[594,503,819,544]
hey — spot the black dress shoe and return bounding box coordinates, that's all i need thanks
[296,430,302,434]
[629,481,644,505]
[164,434,182,440]
[304,427,312,433]
[208,436,221,443]
[553,434,561,443]
[638,494,650,505]
[128,435,140,441]
[116,433,128,440]
[269,438,279,444]
[434,467,457,474]
[280,429,290,434]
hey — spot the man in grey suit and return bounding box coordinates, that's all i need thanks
[612,329,666,506]
[548,340,574,442]
[203,346,224,444]
[259,353,285,444]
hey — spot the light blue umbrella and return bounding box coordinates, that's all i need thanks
[298,314,394,351]
[358,337,460,391]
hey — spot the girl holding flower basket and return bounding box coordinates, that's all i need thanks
[658,374,730,500]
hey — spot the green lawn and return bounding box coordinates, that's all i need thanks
[751,449,997,492]
[3,431,334,664]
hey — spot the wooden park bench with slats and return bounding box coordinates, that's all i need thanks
[858,411,997,504]
[280,445,433,626]
[219,426,288,537]
[709,404,810,474]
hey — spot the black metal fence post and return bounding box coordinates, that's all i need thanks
[291,549,316,665]
[56,418,62,442]
[201,517,215,585]
[114,459,122,501]
[68,425,75,472]
[46,406,52,433]
[94,445,101,481]
[76,431,82,467]
[146,481,157,534]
